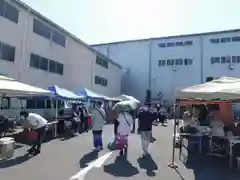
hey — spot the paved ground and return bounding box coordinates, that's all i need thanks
[0,120,240,180]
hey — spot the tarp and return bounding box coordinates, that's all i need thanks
[115,94,140,103]
[77,88,103,99]
[176,77,240,100]
[48,85,85,100]
[0,75,52,97]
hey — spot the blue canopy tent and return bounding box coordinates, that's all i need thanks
[47,85,85,119]
[48,85,85,100]
[77,88,104,100]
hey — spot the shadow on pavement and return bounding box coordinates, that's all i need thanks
[0,154,32,168]
[79,150,99,168]
[183,152,240,180]
[137,154,158,177]
[104,155,139,177]
[60,135,75,141]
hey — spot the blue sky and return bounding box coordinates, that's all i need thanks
[21,0,240,44]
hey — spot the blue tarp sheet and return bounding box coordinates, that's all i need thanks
[48,85,85,100]
[77,88,103,99]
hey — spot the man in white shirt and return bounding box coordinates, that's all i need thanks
[20,111,47,155]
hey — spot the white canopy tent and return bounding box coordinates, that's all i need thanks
[0,75,52,97]
[98,94,114,101]
[115,94,140,103]
[175,77,240,100]
[170,76,240,168]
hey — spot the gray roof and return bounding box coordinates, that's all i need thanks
[12,0,121,68]
[91,29,240,46]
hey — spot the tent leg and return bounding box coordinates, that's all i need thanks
[168,99,179,169]
[55,100,58,119]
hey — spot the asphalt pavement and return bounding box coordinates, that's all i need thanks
[1,120,240,180]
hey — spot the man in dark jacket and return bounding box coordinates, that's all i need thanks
[138,102,154,156]
[79,104,89,133]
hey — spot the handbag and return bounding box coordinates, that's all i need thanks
[115,134,128,150]
[28,131,39,141]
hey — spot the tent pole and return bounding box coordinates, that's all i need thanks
[55,100,58,119]
[51,98,54,119]
[168,99,179,168]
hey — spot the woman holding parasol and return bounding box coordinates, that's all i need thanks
[112,100,138,156]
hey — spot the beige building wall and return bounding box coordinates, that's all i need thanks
[0,0,121,94]
[0,0,121,117]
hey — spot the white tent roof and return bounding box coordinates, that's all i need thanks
[0,75,52,97]
[115,94,140,103]
[176,77,240,100]
[98,94,113,101]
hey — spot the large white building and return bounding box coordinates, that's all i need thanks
[93,29,240,104]
[0,0,121,117]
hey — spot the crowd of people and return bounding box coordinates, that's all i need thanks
[6,101,170,158]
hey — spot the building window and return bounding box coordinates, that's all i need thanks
[52,30,66,47]
[184,58,193,65]
[220,56,231,63]
[210,57,220,64]
[33,19,66,47]
[33,19,51,40]
[210,38,220,44]
[96,55,108,68]
[184,40,193,46]
[232,56,237,63]
[39,57,48,71]
[158,43,166,48]
[221,56,227,63]
[158,60,166,66]
[167,60,171,66]
[231,36,240,42]
[175,41,184,46]
[49,60,64,75]
[166,42,174,47]
[30,53,63,75]
[237,56,240,63]
[175,59,183,65]
[226,56,231,63]
[0,43,15,62]
[56,62,64,75]
[0,1,19,24]
[30,54,40,68]
[95,76,108,87]
[221,37,231,43]
[166,59,174,66]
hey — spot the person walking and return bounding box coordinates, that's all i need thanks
[116,110,133,156]
[158,104,167,126]
[91,101,106,151]
[20,111,47,155]
[138,102,154,156]
[82,104,90,132]
[72,103,80,136]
